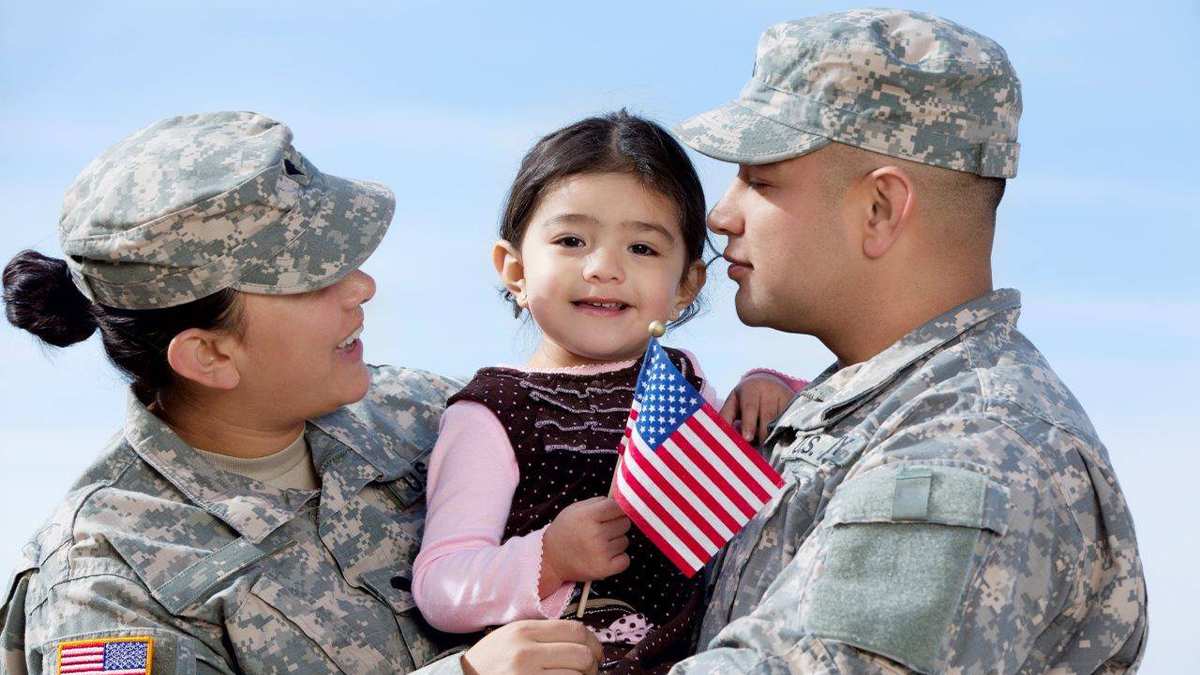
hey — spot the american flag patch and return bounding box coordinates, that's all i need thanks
[57,636,153,675]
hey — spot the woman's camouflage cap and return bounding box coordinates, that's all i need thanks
[676,9,1022,177]
[58,111,395,309]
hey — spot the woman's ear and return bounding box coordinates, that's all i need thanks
[492,240,527,308]
[166,328,241,390]
[673,260,707,317]
[860,166,915,259]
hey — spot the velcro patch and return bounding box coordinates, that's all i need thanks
[57,636,153,674]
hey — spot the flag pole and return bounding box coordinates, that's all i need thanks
[575,320,667,620]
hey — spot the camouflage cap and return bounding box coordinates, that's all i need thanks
[676,9,1022,177]
[58,111,395,309]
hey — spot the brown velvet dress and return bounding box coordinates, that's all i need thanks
[448,349,705,673]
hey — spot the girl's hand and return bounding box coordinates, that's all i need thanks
[462,619,602,675]
[720,374,797,446]
[541,496,631,591]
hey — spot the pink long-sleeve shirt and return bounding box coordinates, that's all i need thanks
[412,355,806,633]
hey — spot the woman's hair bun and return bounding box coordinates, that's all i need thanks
[3,249,98,347]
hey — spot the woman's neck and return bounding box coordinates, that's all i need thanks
[155,387,306,459]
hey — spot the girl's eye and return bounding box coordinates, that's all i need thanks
[630,243,658,256]
[556,236,585,248]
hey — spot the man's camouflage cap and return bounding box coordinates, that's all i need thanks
[59,111,395,309]
[676,9,1022,177]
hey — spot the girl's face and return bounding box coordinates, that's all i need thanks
[497,172,704,368]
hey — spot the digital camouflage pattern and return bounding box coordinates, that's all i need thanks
[675,9,1022,176]
[0,366,477,675]
[59,111,395,310]
[669,290,1148,673]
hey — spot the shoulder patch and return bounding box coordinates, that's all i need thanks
[57,636,153,674]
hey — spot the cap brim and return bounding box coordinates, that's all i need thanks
[234,172,394,295]
[675,101,831,165]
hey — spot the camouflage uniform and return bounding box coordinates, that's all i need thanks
[1,112,475,673]
[671,10,1148,673]
[1,366,468,674]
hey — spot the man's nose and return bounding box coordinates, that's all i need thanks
[708,182,745,236]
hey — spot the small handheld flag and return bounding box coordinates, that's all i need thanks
[613,337,786,576]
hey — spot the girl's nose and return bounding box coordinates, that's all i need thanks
[582,249,624,283]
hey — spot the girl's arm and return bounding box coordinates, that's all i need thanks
[679,349,809,445]
[412,401,575,633]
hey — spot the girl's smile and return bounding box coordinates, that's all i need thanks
[494,172,704,369]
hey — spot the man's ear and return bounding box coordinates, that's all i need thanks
[166,328,241,390]
[860,166,915,259]
[673,261,707,319]
[492,240,527,308]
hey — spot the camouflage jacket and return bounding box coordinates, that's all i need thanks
[0,366,473,675]
[673,289,1148,673]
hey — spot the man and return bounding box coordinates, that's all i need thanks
[670,9,1148,673]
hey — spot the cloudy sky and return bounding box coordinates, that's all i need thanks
[1,1,1196,670]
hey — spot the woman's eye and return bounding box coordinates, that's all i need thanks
[630,243,657,256]
[556,236,585,248]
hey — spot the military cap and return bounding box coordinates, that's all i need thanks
[676,9,1022,177]
[58,111,394,309]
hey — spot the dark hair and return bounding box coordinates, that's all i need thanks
[499,109,712,326]
[3,250,242,404]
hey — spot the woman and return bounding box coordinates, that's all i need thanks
[0,111,601,675]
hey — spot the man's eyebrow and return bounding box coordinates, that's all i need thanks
[626,220,676,244]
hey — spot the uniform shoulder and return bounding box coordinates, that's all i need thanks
[954,323,1100,441]
[16,436,141,570]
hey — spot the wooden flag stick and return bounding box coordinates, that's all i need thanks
[575,320,667,619]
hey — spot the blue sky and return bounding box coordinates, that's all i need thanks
[1,1,1196,669]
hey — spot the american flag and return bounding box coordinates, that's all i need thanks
[613,338,785,576]
[57,637,152,674]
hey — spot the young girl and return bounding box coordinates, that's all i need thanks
[412,111,806,672]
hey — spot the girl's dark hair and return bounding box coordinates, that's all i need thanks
[499,109,712,326]
[3,250,242,404]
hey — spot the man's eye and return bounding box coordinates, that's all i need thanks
[556,236,585,247]
[630,243,658,256]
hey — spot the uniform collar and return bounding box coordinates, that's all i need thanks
[309,401,424,481]
[784,288,1021,431]
[122,396,319,544]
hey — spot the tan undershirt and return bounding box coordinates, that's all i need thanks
[194,431,319,491]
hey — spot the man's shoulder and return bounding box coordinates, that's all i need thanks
[922,321,1100,444]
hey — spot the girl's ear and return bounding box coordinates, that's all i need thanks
[492,240,527,308]
[166,328,241,390]
[673,260,707,317]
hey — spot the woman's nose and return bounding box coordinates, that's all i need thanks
[340,269,376,305]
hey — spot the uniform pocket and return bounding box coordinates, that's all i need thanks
[804,464,1009,674]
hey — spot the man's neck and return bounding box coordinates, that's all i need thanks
[826,277,993,367]
[157,388,306,459]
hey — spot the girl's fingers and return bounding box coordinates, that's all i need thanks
[600,517,631,538]
[739,391,760,442]
[589,498,626,522]
[719,389,741,424]
[605,536,630,555]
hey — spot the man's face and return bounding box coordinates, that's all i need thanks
[708,149,855,334]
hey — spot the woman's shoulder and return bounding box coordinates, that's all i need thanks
[9,436,233,612]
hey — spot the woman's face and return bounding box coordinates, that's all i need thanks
[233,270,376,419]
